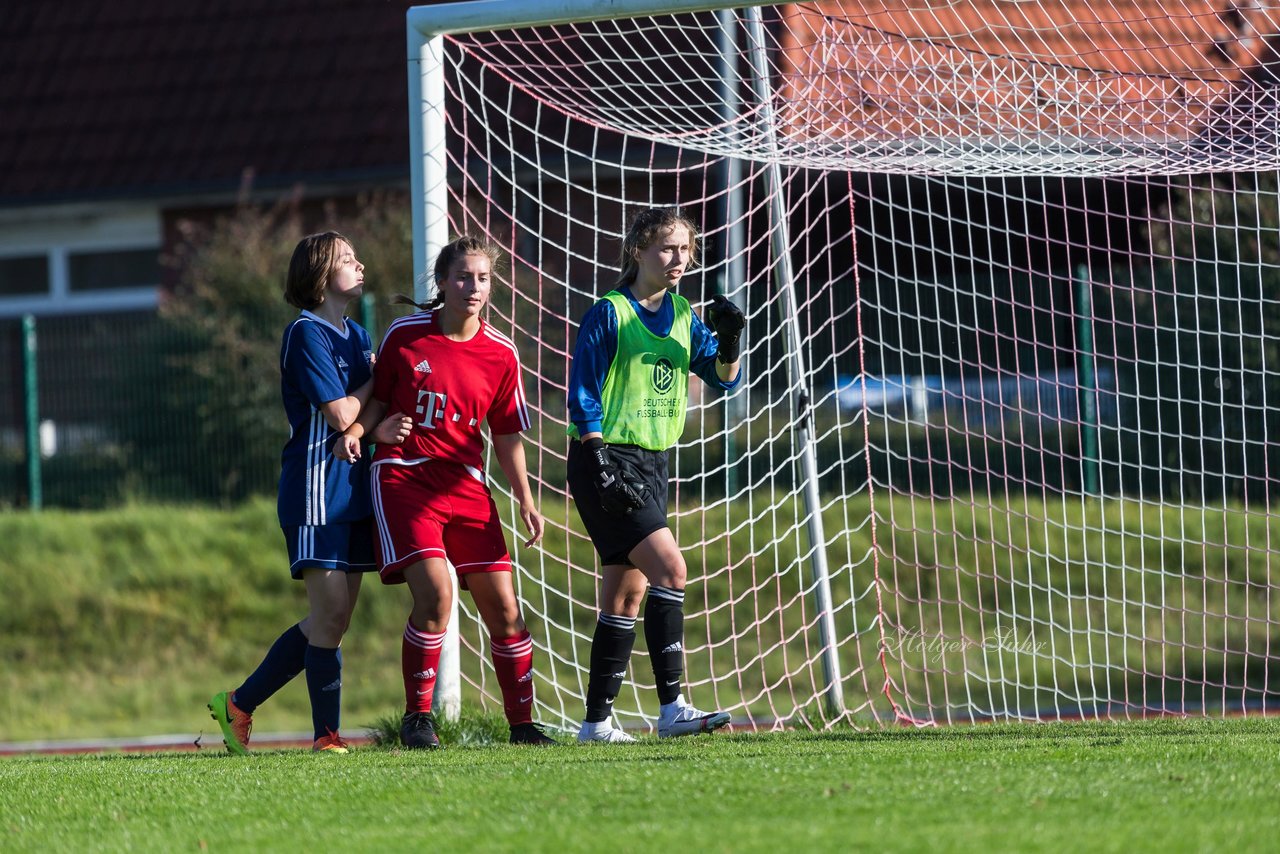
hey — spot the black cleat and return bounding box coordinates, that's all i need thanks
[509,722,557,746]
[400,711,443,750]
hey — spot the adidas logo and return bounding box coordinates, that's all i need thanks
[517,671,533,683]
[336,356,349,368]
[661,642,683,653]
[322,678,342,692]
[613,671,627,678]
[414,359,432,373]
[414,668,437,680]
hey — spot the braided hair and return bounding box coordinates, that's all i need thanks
[394,234,503,311]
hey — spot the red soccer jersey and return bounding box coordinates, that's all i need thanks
[371,311,530,474]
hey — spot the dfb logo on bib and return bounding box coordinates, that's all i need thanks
[652,357,674,394]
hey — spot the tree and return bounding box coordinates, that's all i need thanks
[116,194,412,504]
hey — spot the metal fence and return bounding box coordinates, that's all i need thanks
[1,311,259,508]
[4,291,1277,509]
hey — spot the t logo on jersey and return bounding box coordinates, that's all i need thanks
[416,390,448,429]
[652,357,675,395]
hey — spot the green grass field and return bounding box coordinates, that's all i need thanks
[4,502,1280,850]
[3,719,1279,852]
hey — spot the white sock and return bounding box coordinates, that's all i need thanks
[659,695,687,717]
[580,718,615,736]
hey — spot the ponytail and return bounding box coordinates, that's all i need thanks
[393,234,502,312]
[391,292,443,312]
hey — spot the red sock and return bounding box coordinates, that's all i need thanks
[403,621,445,714]
[490,630,535,725]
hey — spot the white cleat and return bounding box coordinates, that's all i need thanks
[657,696,732,738]
[577,718,638,744]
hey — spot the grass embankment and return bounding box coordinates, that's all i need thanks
[0,500,414,741]
[2,496,1277,742]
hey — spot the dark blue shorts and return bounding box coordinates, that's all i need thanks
[283,517,377,578]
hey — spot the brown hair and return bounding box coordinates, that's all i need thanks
[616,207,700,287]
[394,234,503,311]
[284,231,350,310]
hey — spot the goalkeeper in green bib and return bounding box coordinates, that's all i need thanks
[567,207,745,742]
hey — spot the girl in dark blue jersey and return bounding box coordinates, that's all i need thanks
[209,231,409,754]
[567,207,746,742]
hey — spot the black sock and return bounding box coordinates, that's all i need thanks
[645,586,685,705]
[584,613,636,723]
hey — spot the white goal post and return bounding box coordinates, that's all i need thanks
[406,0,1280,729]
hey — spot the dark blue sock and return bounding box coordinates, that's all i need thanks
[305,644,343,740]
[233,623,308,714]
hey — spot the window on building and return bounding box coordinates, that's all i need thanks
[68,248,161,292]
[0,207,161,317]
[0,255,50,296]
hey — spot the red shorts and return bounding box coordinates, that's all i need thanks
[371,459,511,586]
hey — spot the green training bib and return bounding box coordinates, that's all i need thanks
[573,290,692,451]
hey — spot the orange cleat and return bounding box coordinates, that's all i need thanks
[312,730,350,754]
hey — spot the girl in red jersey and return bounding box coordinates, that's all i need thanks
[335,235,553,748]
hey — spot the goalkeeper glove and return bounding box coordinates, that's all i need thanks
[705,294,745,364]
[583,437,650,516]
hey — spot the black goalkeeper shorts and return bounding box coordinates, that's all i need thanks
[567,439,670,566]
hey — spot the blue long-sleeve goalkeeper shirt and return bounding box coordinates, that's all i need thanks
[568,285,742,436]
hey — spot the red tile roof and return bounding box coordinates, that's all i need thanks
[0,0,422,205]
[777,1,1267,144]
[6,0,1268,203]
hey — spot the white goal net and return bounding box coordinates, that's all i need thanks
[411,0,1280,729]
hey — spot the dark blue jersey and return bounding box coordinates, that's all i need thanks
[277,311,374,526]
[568,286,742,436]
